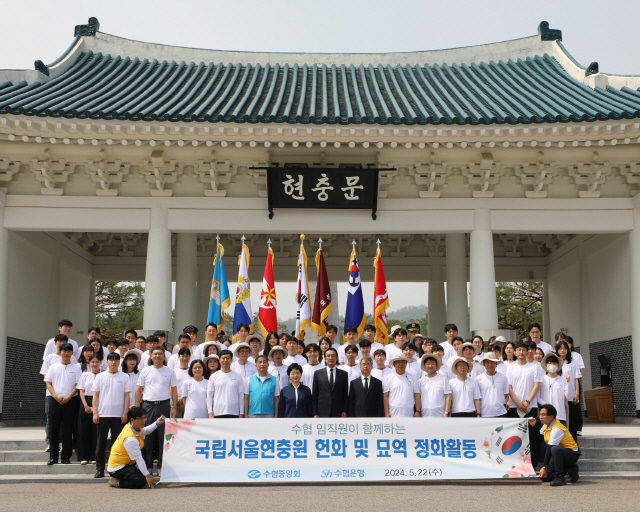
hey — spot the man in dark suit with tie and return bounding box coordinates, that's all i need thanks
[348,356,384,417]
[312,347,348,418]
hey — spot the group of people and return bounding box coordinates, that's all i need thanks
[40,319,582,488]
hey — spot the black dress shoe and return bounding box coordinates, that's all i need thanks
[47,458,57,466]
[94,470,105,478]
[61,459,70,464]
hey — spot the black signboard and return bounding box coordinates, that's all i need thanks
[265,167,383,219]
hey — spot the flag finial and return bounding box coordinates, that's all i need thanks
[318,237,323,248]
[352,239,357,248]
[267,238,272,248]
[241,235,246,243]
[300,234,306,242]
[376,238,381,248]
[216,234,220,243]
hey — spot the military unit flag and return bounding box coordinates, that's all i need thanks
[295,236,312,340]
[257,245,278,337]
[312,245,332,336]
[207,241,230,331]
[343,243,366,342]
[373,244,390,344]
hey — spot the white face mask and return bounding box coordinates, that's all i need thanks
[546,364,559,374]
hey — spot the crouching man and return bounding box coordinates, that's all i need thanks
[529,403,580,486]
[107,407,165,489]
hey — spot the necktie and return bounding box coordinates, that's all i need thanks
[330,368,334,390]
[364,377,369,394]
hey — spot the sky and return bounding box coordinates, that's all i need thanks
[1,1,634,318]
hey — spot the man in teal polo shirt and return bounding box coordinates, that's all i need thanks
[244,355,281,418]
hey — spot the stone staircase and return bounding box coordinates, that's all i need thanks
[0,435,639,482]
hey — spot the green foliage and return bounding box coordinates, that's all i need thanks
[496,282,543,339]
[95,281,144,341]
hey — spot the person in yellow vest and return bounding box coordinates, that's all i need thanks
[529,403,580,486]
[107,406,165,489]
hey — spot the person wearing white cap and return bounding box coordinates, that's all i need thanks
[267,345,291,389]
[383,354,421,418]
[384,327,407,364]
[246,334,265,364]
[448,358,481,417]
[417,354,451,418]
[231,343,258,380]
[456,342,485,379]
[476,353,509,418]
[537,353,568,424]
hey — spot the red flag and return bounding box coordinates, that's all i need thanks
[312,247,332,336]
[257,247,277,337]
[373,246,390,344]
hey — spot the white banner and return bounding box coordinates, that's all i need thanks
[160,418,536,483]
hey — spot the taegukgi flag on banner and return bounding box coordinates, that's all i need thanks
[233,239,253,340]
[295,235,312,340]
[207,240,230,331]
[159,417,535,483]
[373,242,390,345]
[257,243,277,337]
[343,242,366,342]
[312,242,332,337]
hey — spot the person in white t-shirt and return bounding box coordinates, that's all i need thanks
[246,334,265,365]
[43,319,80,360]
[180,360,209,419]
[371,349,394,381]
[564,335,585,435]
[91,352,131,478]
[121,351,141,408]
[300,343,325,389]
[44,343,82,465]
[556,340,582,439]
[135,346,178,475]
[529,322,553,355]
[283,336,307,366]
[457,342,485,379]
[538,353,568,424]
[472,335,486,363]
[402,342,423,381]
[418,354,451,418]
[431,345,455,381]
[448,358,481,417]
[77,354,102,464]
[476,353,509,418]
[140,335,172,370]
[383,354,420,418]
[337,326,360,364]
[506,342,543,467]
[441,323,459,362]
[385,327,407,364]
[167,335,195,370]
[173,348,192,418]
[267,345,291,389]
[231,343,258,380]
[362,324,384,354]
[342,345,362,392]
[207,350,245,418]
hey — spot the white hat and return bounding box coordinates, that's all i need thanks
[480,352,503,365]
[203,354,219,367]
[234,342,253,357]
[420,353,442,371]
[123,350,141,364]
[494,336,507,343]
[410,334,426,345]
[268,345,286,362]
[457,342,480,357]
[246,334,265,351]
[389,353,413,365]
[450,357,472,373]
[541,352,564,370]
[389,325,402,336]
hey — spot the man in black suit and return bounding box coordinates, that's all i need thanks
[348,356,384,417]
[312,347,348,418]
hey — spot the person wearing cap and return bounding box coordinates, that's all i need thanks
[246,334,265,364]
[385,327,408,364]
[406,322,421,338]
[244,355,280,418]
[448,358,481,417]
[337,325,360,364]
[432,345,455,381]
[537,353,568,425]
[173,347,193,418]
[530,403,580,486]
[230,342,258,380]
[457,342,484,379]
[362,324,384,353]
[442,324,459,362]
[417,354,451,418]
[207,350,245,418]
[121,350,141,408]
[267,345,291,390]
[529,323,553,355]
[168,334,195,370]
[383,354,421,418]
[312,347,349,418]
[301,343,325,390]
[476,353,509,418]
[348,356,384,417]
[204,354,220,375]
[494,335,507,354]
[409,334,426,356]
[506,342,543,468]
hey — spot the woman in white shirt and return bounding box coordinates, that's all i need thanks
[538,353,568,424]
[77,354,102,464]
[122,351,141,408]
[448,358,481,418]
[180,360,209,419]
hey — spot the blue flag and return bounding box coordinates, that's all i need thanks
[343,247,366,342]
[233,243,253,339]
[207,244,230,330]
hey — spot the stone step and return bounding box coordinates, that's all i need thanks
[580,471,640,480]
[580,447,640,459]
[0,473,104,484]
[578,459,640,472]
[579,436,640,448]
[0,441,48,451]
[0,462,98,475]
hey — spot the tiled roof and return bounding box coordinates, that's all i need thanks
[2,50,640,125]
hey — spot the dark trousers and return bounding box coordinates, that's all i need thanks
[110,464,148,489]
[216,414,239,418]
[44,395,62,445]
[48,399,75,461]
[545,446,581,480]
[142,400,170,471]
[451,411,476,418]
[568,402,581,441]
[77,396,97,462]
[69,395,81,447]
[95,417,124,472]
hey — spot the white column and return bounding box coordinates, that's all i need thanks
[469,209,499,332]
[542,278,551,347]
[428,264,446,339]
[628,210,640,411]
[174,233,198,334]
[143,207,172,331]
[88,278,96,328]
[445,233,469,338]
[0,206,8,415]
[196,263,211,333]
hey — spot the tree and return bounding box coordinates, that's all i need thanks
[496,282,543,339]
[95,281,145,341]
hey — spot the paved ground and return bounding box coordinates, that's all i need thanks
[0,480,638,511]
